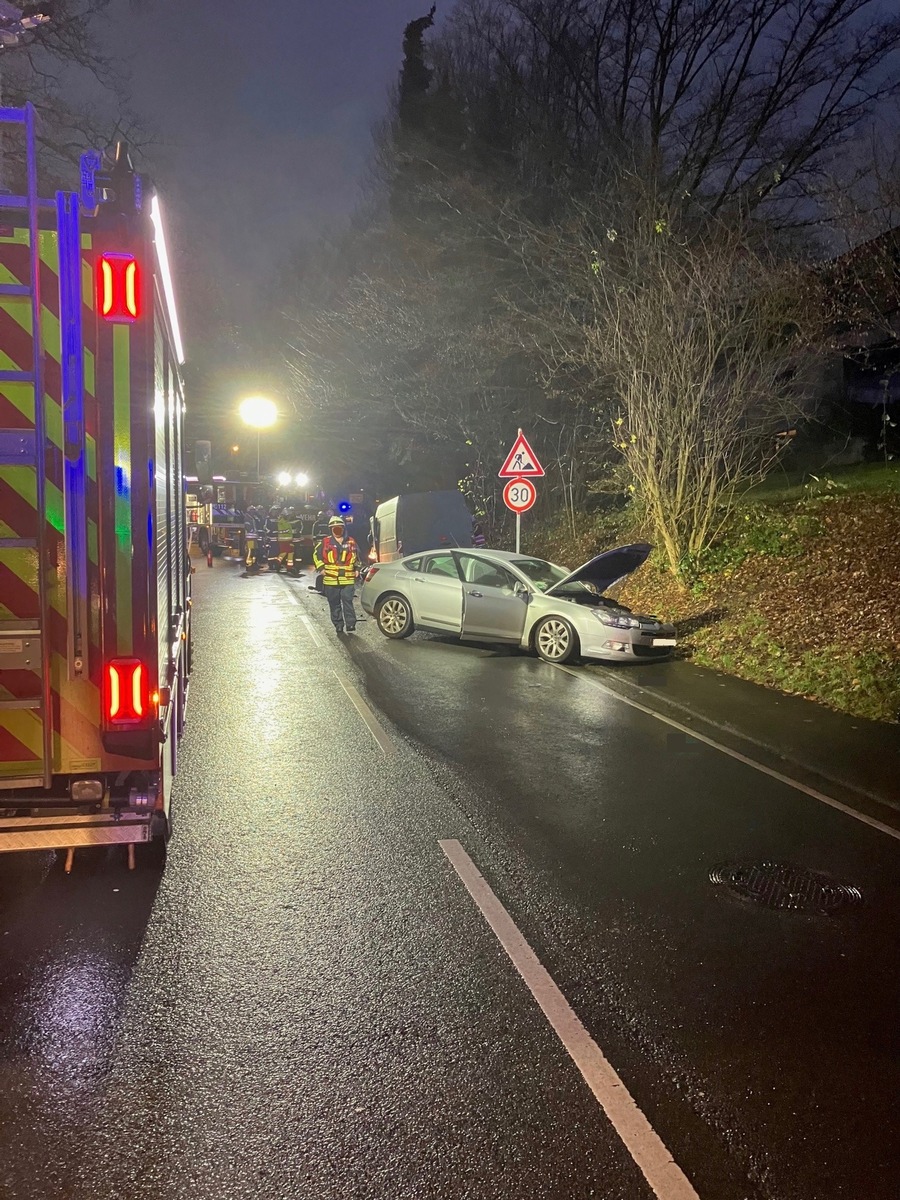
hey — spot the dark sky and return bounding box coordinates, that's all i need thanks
[102,1,444,354]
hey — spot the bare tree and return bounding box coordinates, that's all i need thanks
[277,0,891,551]
[439,0,900,223]
[0,0,139,183]
[523,187,821,573]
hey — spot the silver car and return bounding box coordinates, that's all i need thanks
[359,544,677,664]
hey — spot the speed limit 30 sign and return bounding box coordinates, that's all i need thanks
[503,476,537,513]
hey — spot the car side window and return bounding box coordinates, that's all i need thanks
[458,555,517,592]
[424,553,459,578]
[403,556,422,571]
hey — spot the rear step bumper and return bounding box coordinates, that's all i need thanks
[0,812,152,853]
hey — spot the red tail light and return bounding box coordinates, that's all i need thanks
[362,565,379,583]
[104,659,150,724]
[97,253,141,321]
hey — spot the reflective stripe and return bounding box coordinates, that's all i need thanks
[313,535,359,584]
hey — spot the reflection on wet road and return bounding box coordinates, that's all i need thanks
[0,562,897,1200]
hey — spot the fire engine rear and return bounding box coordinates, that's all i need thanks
[0,105,190,864]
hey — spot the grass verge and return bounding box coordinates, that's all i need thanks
[525,467,900,724]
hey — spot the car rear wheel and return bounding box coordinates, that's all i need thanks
[376,594,414,639]
[534,616,579,664]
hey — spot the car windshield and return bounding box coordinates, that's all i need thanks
[512,558,573,591]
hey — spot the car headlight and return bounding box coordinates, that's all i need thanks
[595,611,640,630]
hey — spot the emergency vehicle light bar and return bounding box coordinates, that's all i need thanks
[97,253,140,321]
[105,659,149,725]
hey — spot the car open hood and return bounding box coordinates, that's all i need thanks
[544,543,652,597]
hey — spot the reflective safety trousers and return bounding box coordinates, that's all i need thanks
[313,535,359,586]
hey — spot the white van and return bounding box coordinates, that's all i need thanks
[370,491,474,562]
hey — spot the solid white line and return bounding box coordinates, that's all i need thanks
[333,670,394,756]
[277,576,389,750]
[276,575,328,648]
[439,839,700,1200]
[555,665,900,844]
[300,613,326,649]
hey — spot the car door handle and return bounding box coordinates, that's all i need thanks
[468,590,483,597]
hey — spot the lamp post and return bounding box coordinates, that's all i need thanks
[238,396,277,481]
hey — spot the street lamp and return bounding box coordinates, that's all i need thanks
[238,396,277,481]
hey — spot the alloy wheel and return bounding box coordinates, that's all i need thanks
[378,597,410,636]
[537,618,571,661]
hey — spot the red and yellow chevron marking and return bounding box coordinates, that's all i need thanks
[0,226,113,780]
[0,216,151,784]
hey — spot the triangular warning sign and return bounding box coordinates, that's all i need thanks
[499,430,545,478]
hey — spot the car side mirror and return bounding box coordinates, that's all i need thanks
[514,581,530,598]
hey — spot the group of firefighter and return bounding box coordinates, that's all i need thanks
[242,505,363,634]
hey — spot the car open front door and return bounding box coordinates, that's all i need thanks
[457,554,528,642]
[411,552,464,631]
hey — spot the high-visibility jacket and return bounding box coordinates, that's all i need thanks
[313,535,359,586]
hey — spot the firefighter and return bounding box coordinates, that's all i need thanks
[265,506,282,570]
[274,506,294,572]
[313,515,360,633]
[311,509,332,541]
[242,506,263,575]
[285,508,309,576]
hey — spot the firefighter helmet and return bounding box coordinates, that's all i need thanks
[328,515,345,527]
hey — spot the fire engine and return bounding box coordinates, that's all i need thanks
[185,479,323,568]
[0,105,190,866]
[186,477,254,561]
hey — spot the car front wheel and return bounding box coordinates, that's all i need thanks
[376,594,414,639]
[534,616,579,664]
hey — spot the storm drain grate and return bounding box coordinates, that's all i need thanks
[709,862,862,914]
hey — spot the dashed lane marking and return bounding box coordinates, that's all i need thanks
[439,839,700,1200]
[554,664,900,844]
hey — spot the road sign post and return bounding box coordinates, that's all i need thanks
[500,430,543,554]
[502,476,537,553]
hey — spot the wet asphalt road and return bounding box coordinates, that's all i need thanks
[0,559,898,1200]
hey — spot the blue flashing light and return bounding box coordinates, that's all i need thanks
[337,500,352,514]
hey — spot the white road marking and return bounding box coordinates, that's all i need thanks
[333,671,394,756]
[438,839,700,1200]
[300,613,326,649]
[555,665,900,843]
[276,576,327,648]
